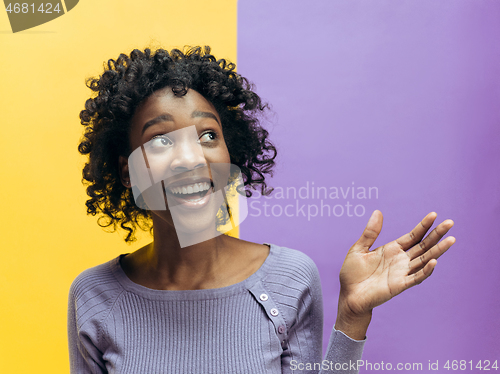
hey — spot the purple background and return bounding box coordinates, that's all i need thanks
[238,0,500,370]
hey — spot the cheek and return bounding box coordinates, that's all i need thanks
[221,145,231,163]
[147,155,174,182]
[218,136,231,163]
[205,142,231,164]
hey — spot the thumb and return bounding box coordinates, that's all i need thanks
[352,210,383,253]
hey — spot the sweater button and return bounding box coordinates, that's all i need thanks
[259,293,269,301]
[278,325,285,334]
[270,308,279,316]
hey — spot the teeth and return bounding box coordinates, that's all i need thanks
[168,182,212,195]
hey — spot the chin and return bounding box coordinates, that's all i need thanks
[166,187,228,247]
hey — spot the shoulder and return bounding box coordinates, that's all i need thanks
[265,244,321,286]
[68,257,125,325]
[260,244,324,329]
[262,244,323,305]
[69,257,123,297]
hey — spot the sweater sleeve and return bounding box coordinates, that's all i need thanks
[321,326,366,373]
[67,275,108,374]
[281,253,366,374]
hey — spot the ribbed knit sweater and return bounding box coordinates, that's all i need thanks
[68,243,366,373]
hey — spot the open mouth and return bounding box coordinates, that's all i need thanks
[165,181,216,208]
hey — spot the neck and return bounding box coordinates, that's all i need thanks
[142,213,233,290]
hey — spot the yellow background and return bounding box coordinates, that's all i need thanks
[0,1,237,372]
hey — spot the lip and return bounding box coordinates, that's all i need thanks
[165,176,213,190]
[163,176,216,210]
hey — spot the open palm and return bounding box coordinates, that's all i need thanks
[339,210,455,316]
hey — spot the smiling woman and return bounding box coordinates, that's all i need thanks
[69,46,455,374]
[77,47,276,244]
[122,87,239,247]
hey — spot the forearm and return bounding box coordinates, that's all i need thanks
[334,297,372,340]
[321,314,367,374]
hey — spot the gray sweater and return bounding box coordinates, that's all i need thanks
[68,243,366,373]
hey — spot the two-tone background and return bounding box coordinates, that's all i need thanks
[1,0,499,372]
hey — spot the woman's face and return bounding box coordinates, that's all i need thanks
[121,87,232,242]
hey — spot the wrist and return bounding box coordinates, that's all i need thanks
[334,297,372,340]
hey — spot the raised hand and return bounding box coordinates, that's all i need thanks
[334,210,455,339]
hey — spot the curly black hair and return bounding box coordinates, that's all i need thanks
[78,46,277,243]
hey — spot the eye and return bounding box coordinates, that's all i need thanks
[199,131,218,144]
[149,135,173,149]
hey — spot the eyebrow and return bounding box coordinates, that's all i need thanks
[141,114,174,135]
[141,111,220,135]
[191,110,220,126]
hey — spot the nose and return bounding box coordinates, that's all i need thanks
[169,138,207,172]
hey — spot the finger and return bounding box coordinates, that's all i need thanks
[395,212,437,251]
[352,210,383,253]
[405,259,437,289]
[408,236,455,275]
[407,219,454,261]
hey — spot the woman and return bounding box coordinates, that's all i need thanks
[68,46,455,373]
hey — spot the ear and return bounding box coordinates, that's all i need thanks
[118,155,131,188]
